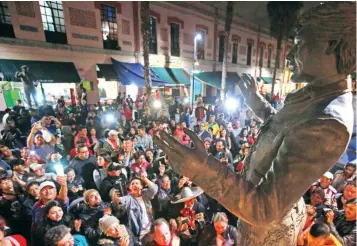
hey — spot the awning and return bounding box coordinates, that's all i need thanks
[194,71,240,90]
[151,67,190,86]
[96,64,118,81]
[0,59,80,83]
[261,77,273,84]
[111,58,167,86]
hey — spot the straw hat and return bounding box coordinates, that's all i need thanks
[171,187,204,204]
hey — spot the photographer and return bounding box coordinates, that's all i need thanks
[326,198,356,246]
[41,116,62,135]
[99,162,127,202]
[27,123,56,161]
[213,139,233,164]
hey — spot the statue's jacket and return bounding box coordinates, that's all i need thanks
[190,81,353,245]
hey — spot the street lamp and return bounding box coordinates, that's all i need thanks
[192,33,202,108]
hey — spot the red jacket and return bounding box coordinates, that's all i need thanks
[174,128,190,145]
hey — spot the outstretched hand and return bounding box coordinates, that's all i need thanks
[238,73,259,96]
[154,128,208,177]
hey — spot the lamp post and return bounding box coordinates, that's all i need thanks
[192,33,202,109]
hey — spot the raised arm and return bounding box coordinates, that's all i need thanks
[27,125,37,148]
[154,121,349,225]
[238,74,276,122]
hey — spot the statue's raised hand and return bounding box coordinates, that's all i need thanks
[154,128,208,177]
[239,73,259,95]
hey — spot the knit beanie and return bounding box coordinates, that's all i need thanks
[99,215,119,234]
[83,189,99,203]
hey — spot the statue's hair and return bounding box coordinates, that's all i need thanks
[298,2,356,74]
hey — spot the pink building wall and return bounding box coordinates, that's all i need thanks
[0,1,286,102]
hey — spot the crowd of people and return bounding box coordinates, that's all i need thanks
[0,90,355,246]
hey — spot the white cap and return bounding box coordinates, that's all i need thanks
[323,172,334,180]
[29,163,44,172]
[39,181,56,191]
[108,130,119,136]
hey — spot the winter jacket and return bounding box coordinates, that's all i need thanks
[79,203,105,246]
[36,215,76,246]
[69,155,97,177]
[112,181,158,237]
[99,174,127,202]
[102,138,121,153]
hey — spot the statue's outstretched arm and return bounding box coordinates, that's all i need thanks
[155,121,348,225]
[238,74,276,122]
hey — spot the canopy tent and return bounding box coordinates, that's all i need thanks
[260,77,273,84]
[110,58,167,86]
[151,67,190,86]
[194,71,240,90]
[0,59,80,83]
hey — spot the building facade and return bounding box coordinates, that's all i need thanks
[0,1,287,104]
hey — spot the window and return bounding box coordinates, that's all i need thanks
[100,4,118,50]
[196,29,205,60]
[232,39,238,64]
[267,48,272,68]
[40,1,66,33]
[149,17,157,54]
[40,1,67,44]
[0,2,11,24]
[218,35,224,62]
[247,43,252,66]
[259,47,264,67]
[0,1,14,38]
[100,4,117,41]
[170,23,180,57]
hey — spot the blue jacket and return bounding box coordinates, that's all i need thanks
[113,181,158,237]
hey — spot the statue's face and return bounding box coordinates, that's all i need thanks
[288,26,338,83]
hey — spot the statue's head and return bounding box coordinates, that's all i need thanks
[288,2,356,83]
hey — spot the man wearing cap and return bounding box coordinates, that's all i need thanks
[135,125,153,151]
[27,163,57,184]
[100,162,127,202]
[306,172,337,208]
[31,179,68,244]
[27,123,56,161]
[98,214,136,246]
[111,172,158,240]
[102,130,121,153]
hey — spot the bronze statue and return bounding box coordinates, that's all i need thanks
[154,2,355,245]
[15,65,38,107]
